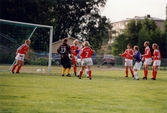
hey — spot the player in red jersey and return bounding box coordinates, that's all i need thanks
[70,39,79,76]
[11,39,31,73]
[119,43,134,77]
[78,41,94,80]
[151,43,161,80]
[141,41,152,80]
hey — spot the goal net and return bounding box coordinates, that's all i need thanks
[0,19,53,73]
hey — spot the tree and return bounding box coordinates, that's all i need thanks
[138,18,162,55]
[53,0,110,51]
[81,15,111,50]
[0,0,110,51]
[112,17,166,57]
[124,19,142,46]
[160,5,167,58]
[112,34,128,55]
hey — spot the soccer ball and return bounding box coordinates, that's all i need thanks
[90,9,96,15]
[37,69,41,72]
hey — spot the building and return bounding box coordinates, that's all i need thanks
[52,37,82,53]
[108,15,165,44]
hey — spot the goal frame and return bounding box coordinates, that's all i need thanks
[0,19,53,73]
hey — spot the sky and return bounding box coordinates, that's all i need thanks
[101,0,167,22]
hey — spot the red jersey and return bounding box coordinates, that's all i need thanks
[80,47,94,59]
[70,45,79,56]
[17,44,29,54]
[153,49,161,60]
[121,49,133,59]
[143,46,152,58]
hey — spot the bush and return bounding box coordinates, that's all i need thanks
[29,58,48,66]
[25,58,57,66]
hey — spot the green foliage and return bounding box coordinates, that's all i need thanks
[26,58,56,66]
[162,19,167,57]
[112,34,128,55]
[0,0,110,51]
[29,58,48,66]
[112,18,167,58]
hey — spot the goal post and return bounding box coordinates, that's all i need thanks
[0,19,53,73]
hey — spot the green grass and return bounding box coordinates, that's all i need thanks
[0,66,167,113]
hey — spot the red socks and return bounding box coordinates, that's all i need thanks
[79,70,92,79]
[73,66,76,73]
[125,70,128,76]
[16,65,22,73]
[12,65,17,72]
[144,70,148,78]
[152,70,157,79]
[79,71,83,78]
[12,65,22,73]
[88,70,92,79]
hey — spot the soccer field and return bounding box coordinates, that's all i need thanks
[0,66,167,113]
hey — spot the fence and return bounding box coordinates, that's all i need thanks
[95,55,167,70]
[0,54,166,72]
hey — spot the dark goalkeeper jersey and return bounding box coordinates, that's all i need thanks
[57,43,71,58]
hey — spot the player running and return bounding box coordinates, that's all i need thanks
[57,38,72,77]
[141,41,152,80]
[151,43,161,80]
[119,43,134,77]
[11,39,31,74]
[78,41,94,80]
[70,39,79,76]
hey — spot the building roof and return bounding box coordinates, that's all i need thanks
[112,15,165,23]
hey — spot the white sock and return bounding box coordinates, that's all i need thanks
[85,69,89,77]
[134,71,139,79]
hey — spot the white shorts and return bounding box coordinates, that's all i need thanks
[133,62,142,70]
[125,59,133,66]
[144,58,152,65]
[15,53,25,62]
[153,60,161,66]
[76,59,81,66]
[81,58,93,66]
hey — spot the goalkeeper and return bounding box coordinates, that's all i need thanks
[57,38,72,77]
